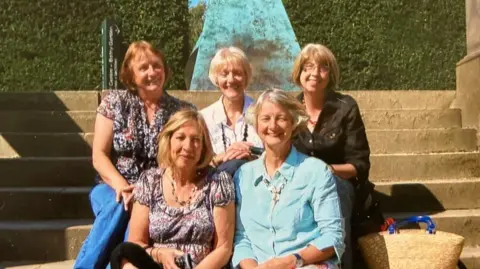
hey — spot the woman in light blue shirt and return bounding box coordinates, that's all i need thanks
[233,89,345,269]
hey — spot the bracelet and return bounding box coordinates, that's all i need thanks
[149,247,154,257]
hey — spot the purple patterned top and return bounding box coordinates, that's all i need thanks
[133,167,235,266]
[97,90,195,184]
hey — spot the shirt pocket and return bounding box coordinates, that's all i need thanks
[318,126,343,148]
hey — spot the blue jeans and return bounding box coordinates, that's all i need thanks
[335,177,355,269]
[74,184,130,269]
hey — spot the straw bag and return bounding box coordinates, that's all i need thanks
[358,216,465,269]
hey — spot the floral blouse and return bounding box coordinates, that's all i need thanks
[133,167,235,266]
[97,90,195,184]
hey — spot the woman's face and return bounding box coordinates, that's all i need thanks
[131,52,165,94]
[300,60,330,94]
[257,100,294,150]
[170,120,203,170]
[216,63,247,102]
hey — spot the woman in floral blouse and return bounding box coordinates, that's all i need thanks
[110,110,235,269]
[74,41,195,269]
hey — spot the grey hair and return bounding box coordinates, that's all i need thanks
[246,88,309,136]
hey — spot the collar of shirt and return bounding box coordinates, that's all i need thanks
[252,146,300,187]
[211,95,254,126]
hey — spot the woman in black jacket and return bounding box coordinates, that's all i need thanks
[291,43,372,269]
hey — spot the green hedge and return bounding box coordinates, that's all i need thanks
[283,0,466,90]
[0,0,466,91]
[0,0,189,92]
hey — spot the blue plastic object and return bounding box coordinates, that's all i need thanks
[388,215,436,235]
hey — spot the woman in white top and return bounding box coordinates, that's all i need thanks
[200,47,263,175]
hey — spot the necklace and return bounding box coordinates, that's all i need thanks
[169,172,198,207]
[221,123,248,152]
[262,176,289,206]
[302,98,320,126]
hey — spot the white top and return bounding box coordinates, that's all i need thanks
[200,95,263,154]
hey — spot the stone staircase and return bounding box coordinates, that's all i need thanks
[0,90,478,268]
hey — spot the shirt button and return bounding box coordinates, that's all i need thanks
[310,151,314,156]
[309,139,312,143]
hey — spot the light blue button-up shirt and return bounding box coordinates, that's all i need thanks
[232,146,345,267]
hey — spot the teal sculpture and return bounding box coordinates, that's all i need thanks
[187,0,301,91]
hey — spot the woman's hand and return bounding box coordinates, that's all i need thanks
[114,184,135,211]
[121,261,138,269]
[154,248,185,269]
[222,141,253,162]
[256,256,296,269]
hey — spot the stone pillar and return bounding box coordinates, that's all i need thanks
[454,0,480,140]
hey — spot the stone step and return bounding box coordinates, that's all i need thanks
[460,246,480,269]
[0,92,99,111]
[370,152,480,181]
[0,260,75,269]
[2,152,479,187]
[169,90,456,110]
[0,157,95,188]
[0,219,91,262]
[0,187,92,221]
[1,90,455,111]
[0,111,95,133]
[0,210,477,263]
[373,178,480,212]
[386,209,480,247]
[367,128,478,154]
[0,109,461,133]
[0,128,475,158]
[0,133,94,158]
[1,250,478,269]
[362,109,462,129]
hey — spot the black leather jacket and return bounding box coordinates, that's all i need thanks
[293,90,371,185]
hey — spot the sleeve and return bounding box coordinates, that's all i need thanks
[309,166,345,264]
[210,171,235,207]
[232,168,257,266]
[343,101,371,182]
[133,170,154,207]
[97,91,120,120]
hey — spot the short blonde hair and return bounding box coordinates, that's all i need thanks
[120,41,171,92]
[291,44,340,91]
[208,47,253,88]
[246,88,308,136]
[157,110,214,169]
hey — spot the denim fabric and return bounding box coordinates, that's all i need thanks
[74,184,130,269]
[232,146,345,267]
[335,178,355,269]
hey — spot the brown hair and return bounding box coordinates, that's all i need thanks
[291,44,340,91]
[120,41,171,92]
[157,110,214,169]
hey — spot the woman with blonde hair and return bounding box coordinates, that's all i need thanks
[291,44,372,269]
[233,89,344,269]
[74,41,195,269]
[200,46,263,176]
[110,110,235,269]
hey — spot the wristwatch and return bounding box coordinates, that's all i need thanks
[293,253,304,267]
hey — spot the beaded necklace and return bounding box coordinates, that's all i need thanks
[221,123,248,152]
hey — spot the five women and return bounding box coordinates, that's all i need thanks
[77,42,371,269]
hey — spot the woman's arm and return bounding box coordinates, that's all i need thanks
[330,163,357,180]
[92,113,130,189]
[308,166,345,264]
[196,202,235,269]
[342,102,370,181]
